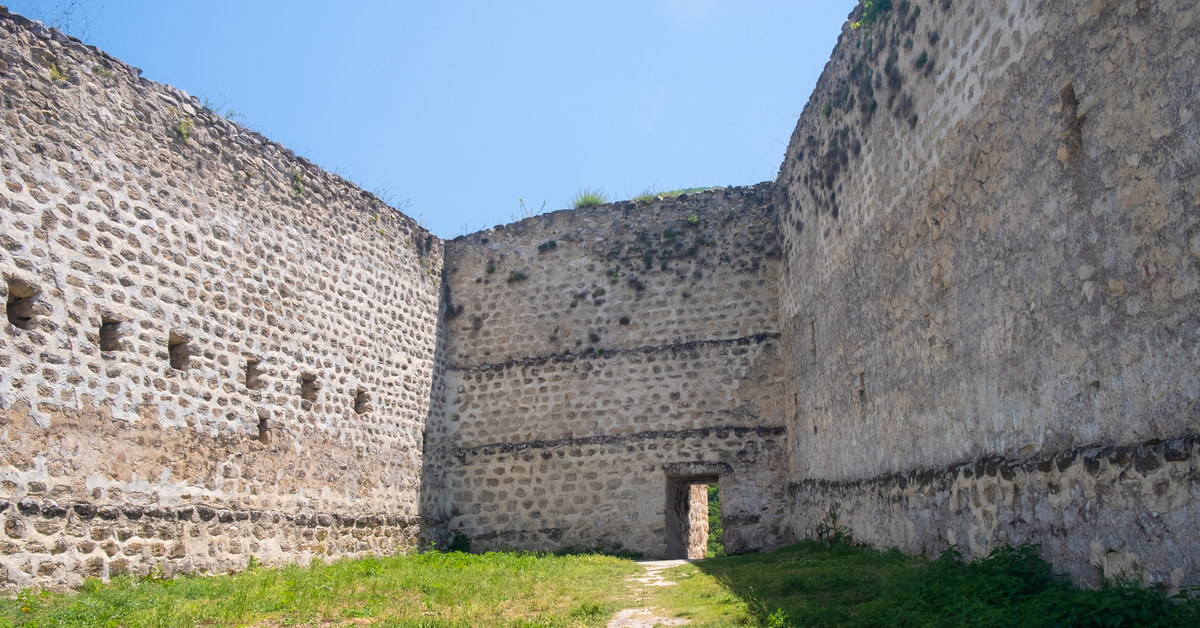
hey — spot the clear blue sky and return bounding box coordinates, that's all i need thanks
[9,1,854,238]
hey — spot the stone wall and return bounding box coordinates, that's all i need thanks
[776,0,1200,585]
[434,188,790,556]
[0,9,442,593]
[3,0,1200,594]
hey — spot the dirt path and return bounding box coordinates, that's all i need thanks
[606,559,692,628]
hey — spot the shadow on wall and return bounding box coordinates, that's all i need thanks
[417,278,454,550]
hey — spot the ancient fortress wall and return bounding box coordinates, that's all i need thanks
[0,10,443,593]
[2,0,1199,594]
[777,0,1200,586]
[434,189,790,557]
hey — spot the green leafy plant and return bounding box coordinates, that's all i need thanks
[91,65,115,80]
[685,213,700,227]
[199,95,246,123]
[851,0,893,30]
[571,187,607,208]
[174,115,195,142]
[447,532,471,553]
[816,510,853,546]
[507,270,527,283]
[48,62,68,81]
[636,186,716,202]
[291,169,304,197]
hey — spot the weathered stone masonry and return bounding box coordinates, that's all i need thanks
[3,0,1200,593]
[0,9,441,592]
[431,189,791,558]
[776,0,1200,588]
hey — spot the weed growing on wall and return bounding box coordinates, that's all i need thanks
[48,62,67,81]
[851,0,893,30]
[636,186,718,202]
[447,532,471,553]
[515,198,546,221]
[290,169,304,197]
[572,187,608,208]
[816,510,853,547]
[174,115,194,142]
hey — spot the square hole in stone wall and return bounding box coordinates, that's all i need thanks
[245,358,264,390]
[354,387,371,414]
[5,278,40,330]
[99,316,122,353]
[168,331,191,371]
[300,373,319,402]
[256,408,272,444]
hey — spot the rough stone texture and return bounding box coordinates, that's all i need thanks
[441,428,787,557]
[792,435,1200,589]
[3,0,1200,593]
[0,9,441,593]
[433,191,789,557]
[777,0,1200,585]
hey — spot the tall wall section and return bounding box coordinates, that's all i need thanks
[777,0,1200,586]
[432,187,790,557]
[0,10,444,593]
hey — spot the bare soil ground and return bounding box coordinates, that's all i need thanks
[606,559,692,628]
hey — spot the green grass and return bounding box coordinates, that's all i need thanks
[634,186,718,203]
[5,544,1198,627]
[0,552,640,628]
[706,484,724,558]
[648,541,1200,627]
[571,187,607,208]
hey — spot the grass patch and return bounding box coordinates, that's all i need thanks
[0,552,640,627]
[648,541,1200,627]
[571,187,607,208]
[634,186,719,202]
[6,544,1197,627]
